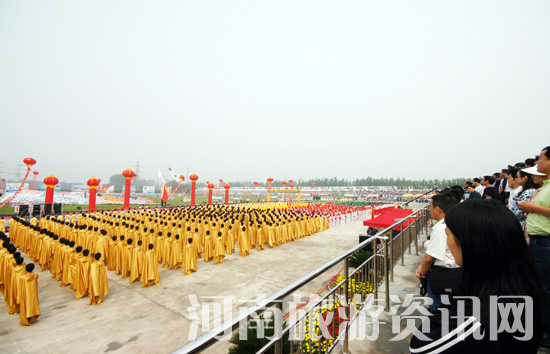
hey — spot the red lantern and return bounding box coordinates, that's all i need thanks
[43,174,59,205]
[121,168,136,209]
[290,184,295,188]
[282,181,287,187]
[180,175,185,182]
[23,158,36,167]
[1,178,5,182]
[87,177,100,188]
[267,177,274,189]
[0,157,37,210]
[122,168,137,179]
[33,171,39,176]
[289,179,294,184]
[189,173,199,205]
[87,177,101,211]
[312,183,316,187]
[44,175,59,186]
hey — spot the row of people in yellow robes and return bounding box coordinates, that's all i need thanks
[0,235,40,325]
[22,204,329,276]
[10,218,162,294]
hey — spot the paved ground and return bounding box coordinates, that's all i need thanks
[2,210,394,354]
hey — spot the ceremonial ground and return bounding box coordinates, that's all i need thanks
[1,204,427,354]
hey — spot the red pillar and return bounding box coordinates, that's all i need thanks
[207,183,214,205]
[190,173,199,205]
[123,178,132,209]
[89,186,97,211]
[122,168,137,209]
[45,185,55,204]
[224,183,230,204]
[87,177,100,211]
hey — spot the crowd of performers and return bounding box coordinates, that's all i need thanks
[0,201,374,326]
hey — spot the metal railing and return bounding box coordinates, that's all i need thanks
[175,205,430,354]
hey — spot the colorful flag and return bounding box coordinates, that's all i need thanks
[168,167,178,181]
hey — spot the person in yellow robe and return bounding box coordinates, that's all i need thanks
[255,224,264,251]
[76,249,91,299]
[155,231,165,265]
[225,225,235,255]
[121,238,133,279]
[60,240,73,287]
[238,227,250,257]
[213,232,225,264]
[0,243,15,295]
[141,244,161,288]
[68,246,83,292]
[203,231,214,263]
[19,263,40,326]
[130,240,144,284]
[8,257,25,314]
[162,233,172,268]
[113,236,124,275]
[183,238,197,276]
[169,235,183,270]
[0,241,10,293]
[193,228,202,258]
[266,223,275,248]
[39,234,52,272]
[88,253,109,305]
[96,230,110,265]
[107,236,117,271]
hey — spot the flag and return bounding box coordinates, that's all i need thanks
[168,167,178,181]
[161,184,169,202]
[158,169,165,182]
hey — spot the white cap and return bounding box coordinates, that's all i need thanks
[521,166,546,176]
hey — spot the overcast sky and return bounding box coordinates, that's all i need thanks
[1,1,549,185]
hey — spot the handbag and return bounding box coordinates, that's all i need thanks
[428,266,463,296]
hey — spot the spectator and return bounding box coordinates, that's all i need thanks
[507,168,523,210]
[415,192,461,312]
[473,178,484,196]
[525,157,537,168]
[411,199,542,353]
[492,172,501,187]
[509,167,544,228]
[499,168,510,203]
[481,176,498,200]
[466,185,481,200]
[518,146,550,346]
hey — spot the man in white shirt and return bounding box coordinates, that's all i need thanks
[473,177,485,196]
[416,191,461,311]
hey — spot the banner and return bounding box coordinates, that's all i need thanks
[122,185,136,194]
[71,184,86,192]
[5,183,28,192]
[40,183,61,191]
[98,185,115,194]
[142,186,155,194]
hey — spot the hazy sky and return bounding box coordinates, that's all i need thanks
[1,1,549,185]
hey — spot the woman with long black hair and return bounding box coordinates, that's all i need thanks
[410,199,542,353]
